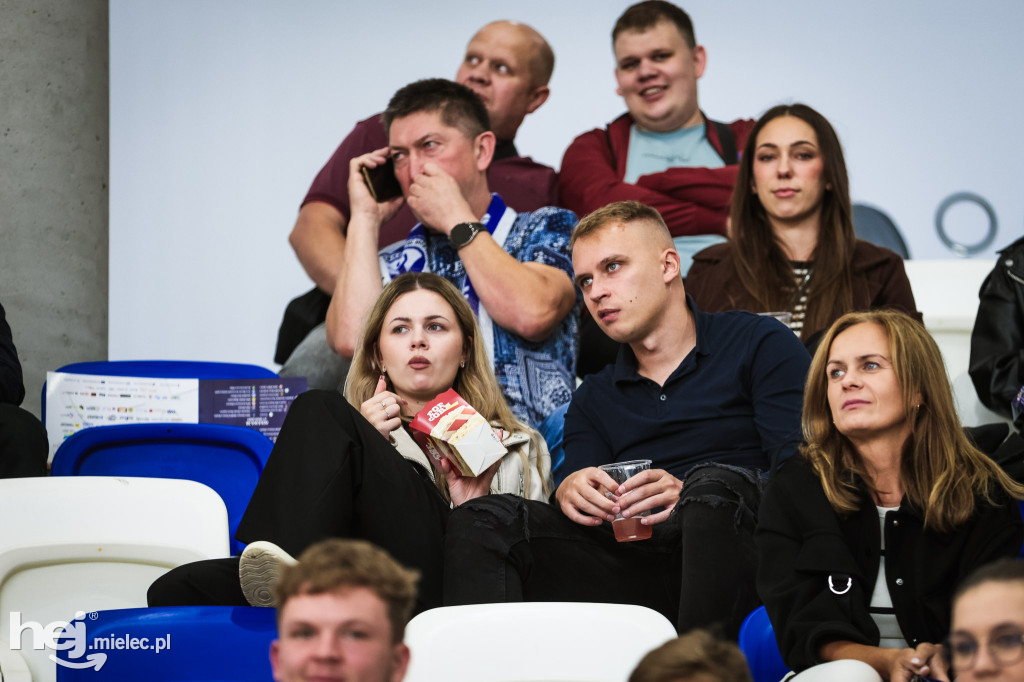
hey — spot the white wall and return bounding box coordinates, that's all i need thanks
[109,0,1024,367]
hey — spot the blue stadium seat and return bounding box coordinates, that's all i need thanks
[738,605,790,682]
[852,203,911,259]
[52,423,273,554]
[54,360,277,380]
[1020,501,1024,556]
[54,606,276,681]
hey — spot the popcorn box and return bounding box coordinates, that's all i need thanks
[410,389,506,477]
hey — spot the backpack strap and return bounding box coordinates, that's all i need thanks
[712,120,738,165]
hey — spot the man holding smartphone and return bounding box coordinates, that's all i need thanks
[327,78,577,430]
[279,21,559,389]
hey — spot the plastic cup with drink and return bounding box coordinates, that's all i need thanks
[598,459,653,542]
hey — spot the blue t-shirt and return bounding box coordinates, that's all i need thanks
[379,203,579,429]
[563,298,809,479]
[624,123,725,184]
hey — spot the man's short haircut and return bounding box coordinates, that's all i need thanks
[629,630,753,682]
[273,539,420,644]
[571,200,670,249]
[954,558,1024,603]
[613,1,697,50]
[383,78,491,141]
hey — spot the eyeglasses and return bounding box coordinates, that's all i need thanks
[945,628,1024,671]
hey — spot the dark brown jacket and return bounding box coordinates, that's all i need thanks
[685,240,919,339]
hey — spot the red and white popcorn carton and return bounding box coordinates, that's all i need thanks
[410,388,507,477]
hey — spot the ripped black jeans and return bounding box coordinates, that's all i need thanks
[444,463,764,639]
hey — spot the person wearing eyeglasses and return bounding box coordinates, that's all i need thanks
[948,559,1024,682]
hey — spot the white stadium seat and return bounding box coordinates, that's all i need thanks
[403,602,677,682]
[903,259,1007,427]
[0,477,228,682]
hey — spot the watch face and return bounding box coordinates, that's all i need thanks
[452,222,483,248]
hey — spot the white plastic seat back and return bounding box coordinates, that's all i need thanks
[403,602,676,682]
[0,476,229,682]
[904,259,1007,427]
[905,260,1007,425]
[0,644,31,682]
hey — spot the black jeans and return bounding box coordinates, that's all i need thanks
[444,463,764,639]
[148,390,451,612]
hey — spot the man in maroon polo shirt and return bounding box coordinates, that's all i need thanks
[279,21,558,389]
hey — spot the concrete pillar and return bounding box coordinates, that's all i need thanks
[0,0,109,418]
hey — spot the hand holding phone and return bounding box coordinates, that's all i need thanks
[361,157,403,202]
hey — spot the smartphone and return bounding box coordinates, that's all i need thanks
[361,158,403,202]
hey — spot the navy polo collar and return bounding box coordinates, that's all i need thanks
[613,295,709,385]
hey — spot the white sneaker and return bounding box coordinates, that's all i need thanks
[239,540,297,607]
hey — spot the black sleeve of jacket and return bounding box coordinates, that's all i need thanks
[970,238,1024,420]
[755,459,876,672]
[758,459,1024,673]
[0,301,26,405]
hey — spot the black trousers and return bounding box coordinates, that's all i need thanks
[148,390,451,612]
[0,403,47,478]
[444,463,764,640]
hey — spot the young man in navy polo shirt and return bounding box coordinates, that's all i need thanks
[444,201,809,638]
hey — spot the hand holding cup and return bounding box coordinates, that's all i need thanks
[598,459,653,542]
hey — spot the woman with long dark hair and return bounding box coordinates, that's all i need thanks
[687,104,916,344]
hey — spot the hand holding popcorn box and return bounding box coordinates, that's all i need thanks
[410,389,506,476]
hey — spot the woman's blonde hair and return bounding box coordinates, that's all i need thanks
[344,273,537,498]
[801,309,1024,532]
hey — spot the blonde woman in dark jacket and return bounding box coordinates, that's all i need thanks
[757,310,1024,682]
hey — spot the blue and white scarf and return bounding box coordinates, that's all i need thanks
[378,193,517,368]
